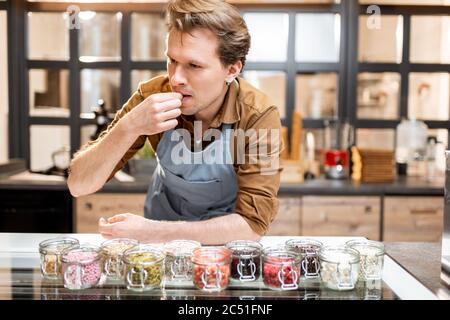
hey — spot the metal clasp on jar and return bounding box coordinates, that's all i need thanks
[237,256,256,281]
[278,263,298,290]
[336,262,355,290]
[170,256,189,280]
[127,267,148,289]
[104,256,124,278]
[301,249,320,278]
[201,264,223,290]
[64,264,85,290]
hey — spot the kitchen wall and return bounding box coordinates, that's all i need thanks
[0,11,8,164]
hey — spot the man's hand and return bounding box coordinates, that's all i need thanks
[98,213,163,243]
[122,92,182,137]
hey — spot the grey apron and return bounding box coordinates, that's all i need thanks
[144,123,238,221]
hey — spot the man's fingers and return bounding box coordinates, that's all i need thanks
[154,99,182,113]
[158,119,178,132]
[98,217,113,235]
[145,92,182,104]
[107,214,128,223]
[159,107,181,122]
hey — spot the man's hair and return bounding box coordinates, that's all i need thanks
[166,0,251,69]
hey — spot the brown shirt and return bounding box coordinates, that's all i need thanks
[83,75,283,236]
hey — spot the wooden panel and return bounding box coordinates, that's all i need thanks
[267,196,302,236]
[302,196,380,240]
[75,193,146,233]
[384,196,443,242]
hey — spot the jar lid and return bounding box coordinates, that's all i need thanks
[285,238,323,253]
[262,246,300,265]
[101,238,139,256]
[318,246,360,264]
[61,244,101,264]
[191,246,232,265]
[225,240,262,257]
[39,237,80,255]
[345,239,385,256]
[122,245,165,265]
[164,240,201,257]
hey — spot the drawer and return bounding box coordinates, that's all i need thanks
[384,196,443,242]
[302,196,380,240]
[75,193,147,233]
[267,196,302,236]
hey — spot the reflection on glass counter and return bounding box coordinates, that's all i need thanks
[0,252,397,301]
[243,71,286,119]
[79,12,122,62]
[244,13,289,62]
[295,73,338,119]
[27,12,69,61]
[28,69,70,118]
[131,13,167,61]
[408,72,450,121]
[357,72,400,120]
[81,69,121,115]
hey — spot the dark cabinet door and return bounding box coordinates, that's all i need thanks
[0,189,73,232]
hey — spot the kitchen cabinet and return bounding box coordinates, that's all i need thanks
[0,189,72,233]
[301,196,380,240]
[384,196,443,242]
[266,196,302,236]
[75,193,146,233]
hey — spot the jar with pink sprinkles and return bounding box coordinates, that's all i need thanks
[61,244,103,290]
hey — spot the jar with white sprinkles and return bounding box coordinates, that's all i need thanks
[318,246,360,291]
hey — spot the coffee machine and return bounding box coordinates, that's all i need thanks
[442,151,450,285]
[323,120,353,180]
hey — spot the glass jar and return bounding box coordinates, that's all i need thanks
[61,244,103,290]
[225,240,262,282]
[39,237,80,280]
[100,238,138,281]
[122,245,165,292]
[345,239,385,281]
[191,246,232,292]
[262,246,300,291]
[318,246,360,291]
[285,238,323,279]
[164,240,201,282]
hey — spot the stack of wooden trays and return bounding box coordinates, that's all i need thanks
[351,147,396,183]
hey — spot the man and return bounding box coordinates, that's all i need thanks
[68,0,282,245]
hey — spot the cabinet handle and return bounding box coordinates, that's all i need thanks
[410,208,439,215]
[364,206,372,214]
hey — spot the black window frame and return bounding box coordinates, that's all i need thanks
[6,0,450,168]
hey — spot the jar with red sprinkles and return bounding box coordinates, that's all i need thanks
[262,246,300,291]
[192,246,232,292]
[61,244,103,290]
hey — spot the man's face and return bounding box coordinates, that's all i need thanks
[166,28,229,115]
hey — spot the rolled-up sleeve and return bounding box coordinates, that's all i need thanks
[234,106,284,236]
[76,87,153,182]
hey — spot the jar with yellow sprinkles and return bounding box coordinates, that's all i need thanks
[122,245,165,292]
